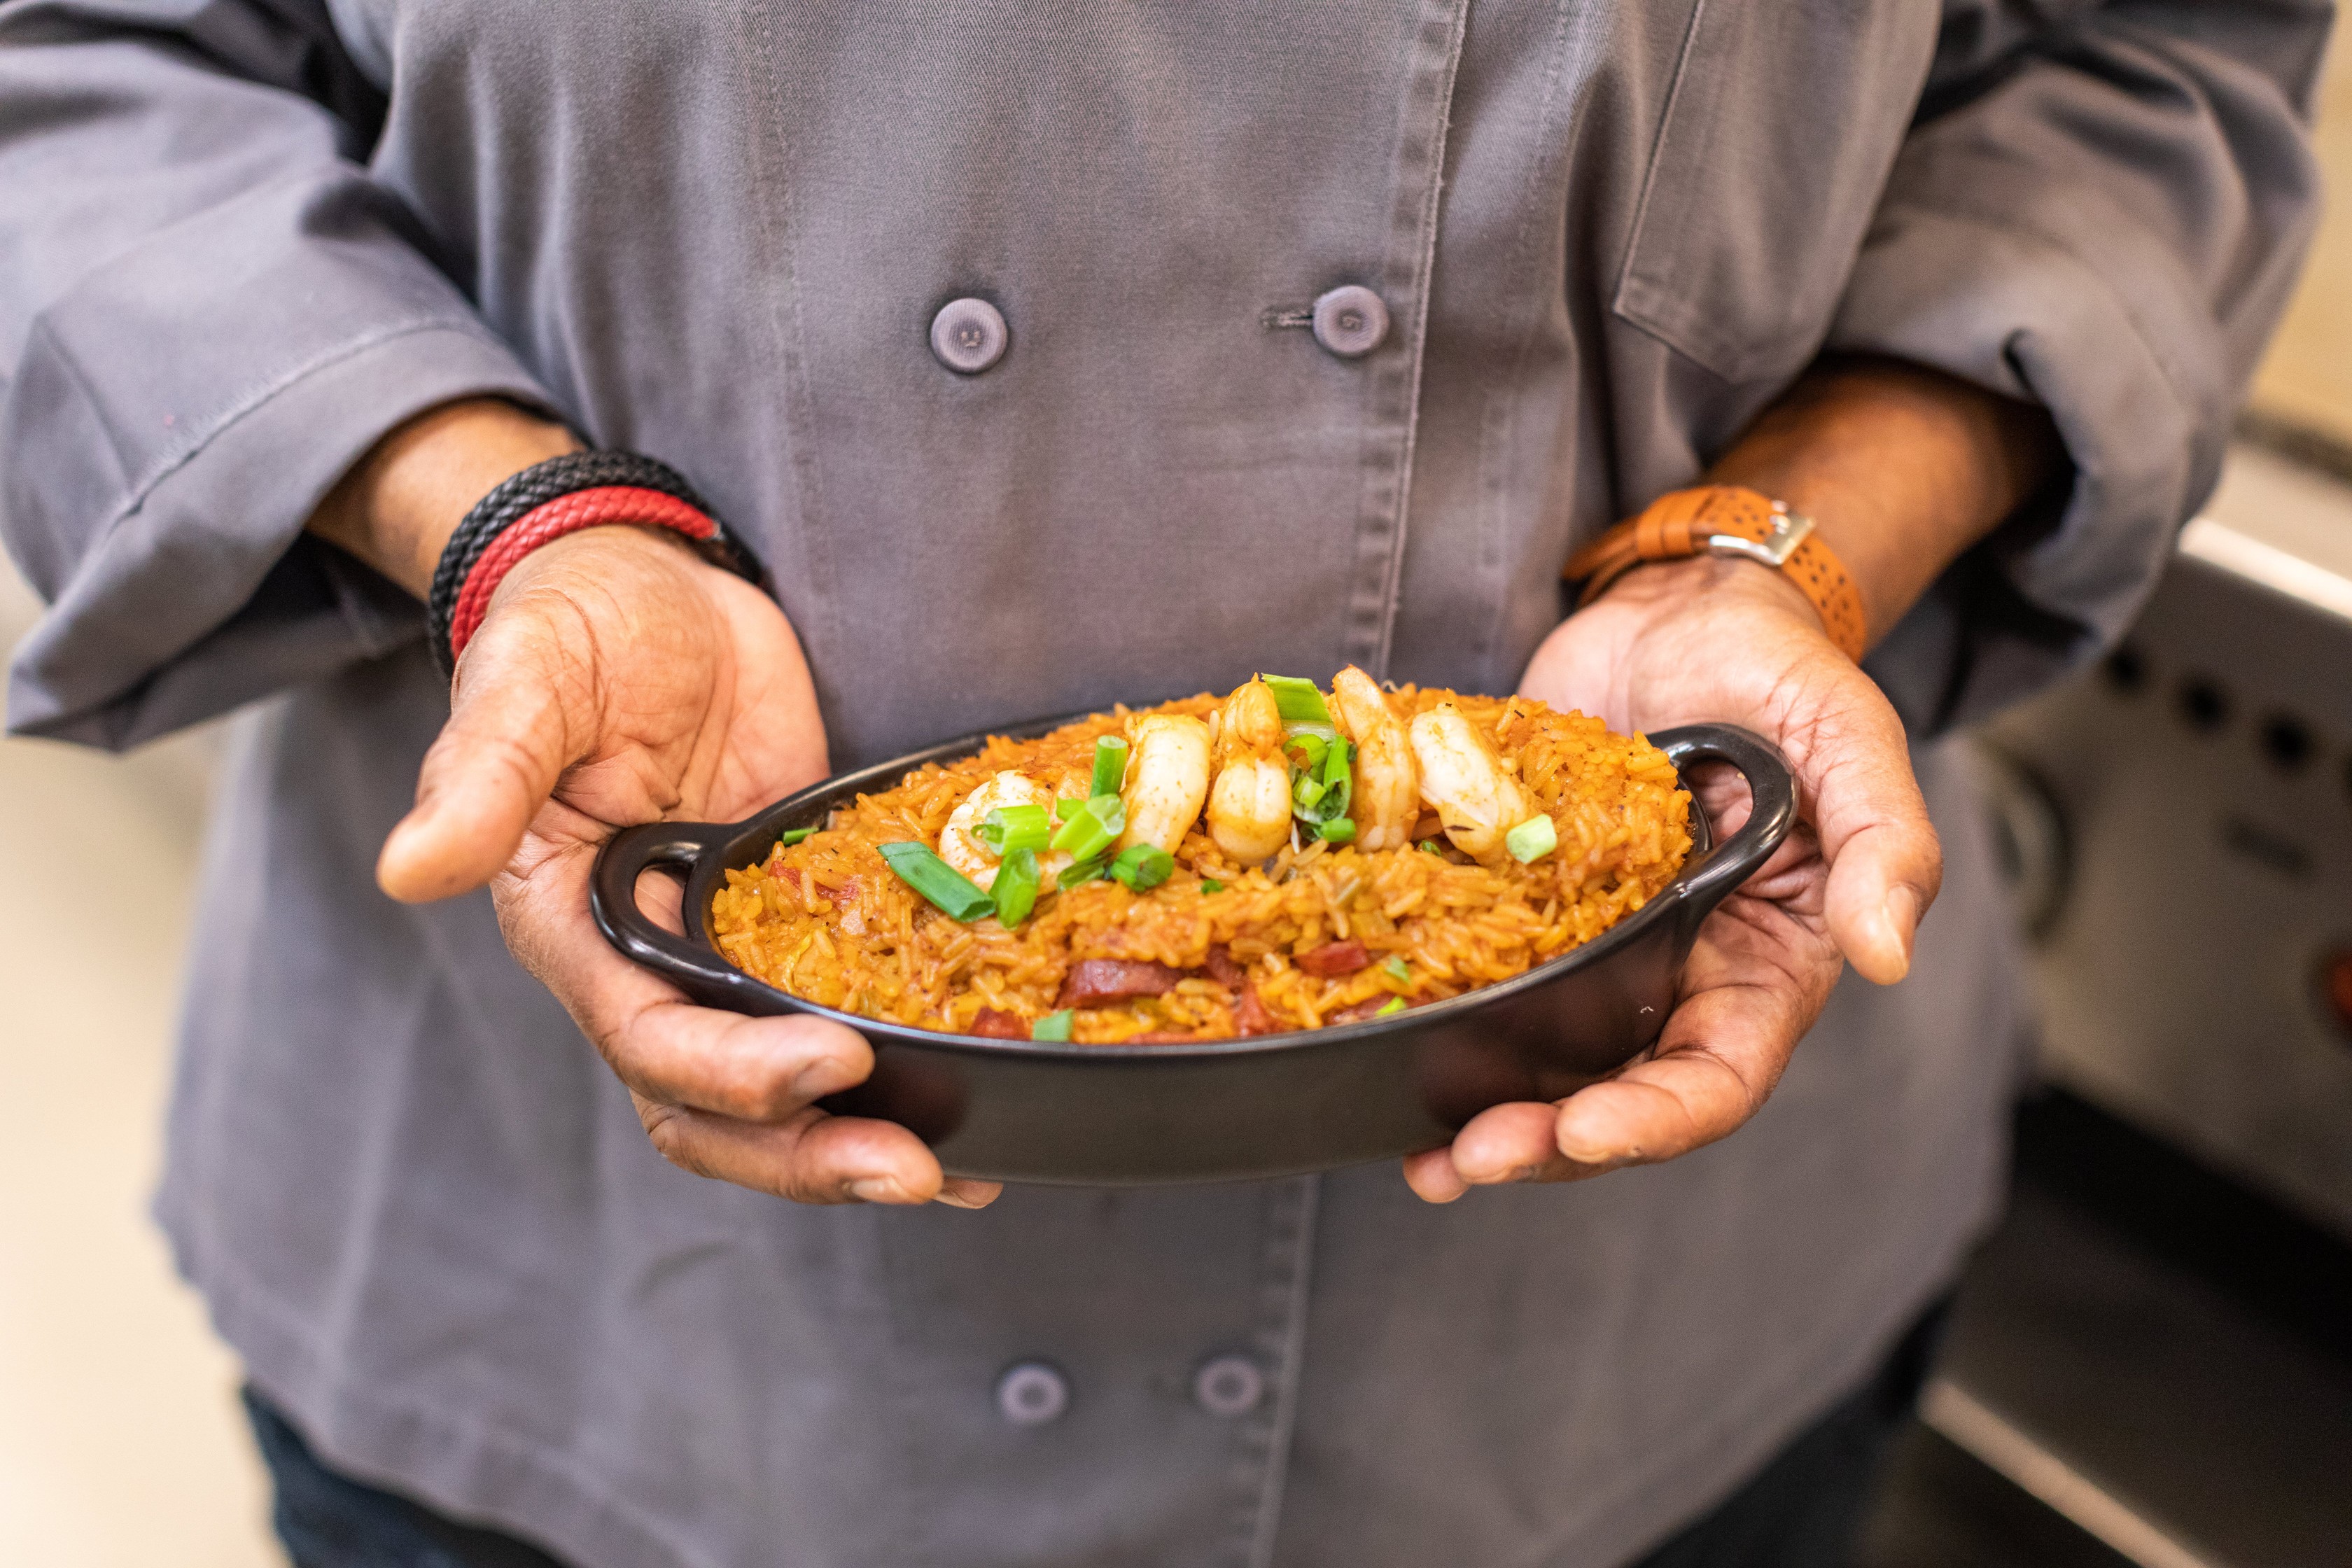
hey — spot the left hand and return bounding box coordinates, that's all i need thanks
[1401,554,1942,1200]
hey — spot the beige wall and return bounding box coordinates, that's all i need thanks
[2250,30,2352,444]
[0,570,276,1567]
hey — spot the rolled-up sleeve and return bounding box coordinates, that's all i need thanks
[1835,0,2330,729]
[0,0,554,749]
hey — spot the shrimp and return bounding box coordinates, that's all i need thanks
[1329,665,1418,850]
[1205,679,1293,862]
[1119,713,1212,854]
[939,771,1072,890]
[1409,701,1536,864]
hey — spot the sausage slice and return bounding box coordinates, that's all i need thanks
[1057,959,1188,1009]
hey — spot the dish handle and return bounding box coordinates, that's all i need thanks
[1650,724,1798,939]
[590,820,777,1011]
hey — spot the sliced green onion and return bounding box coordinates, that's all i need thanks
[876,842,995,921]
[1049,793,1125,861]
[978,804,1051,856]
[1382,955,1410,983]
[1031,1009,1074,1042]
[1285,734,1329,772]
[1090,736,1130,799]
[1282,720,1339,743]
[1055,797,1083,821]
[1110,843,1175,891]
[1375,997,1407,1017]
[992,847,1041,926]
[777,827,816,848]
[1058,856,1110,888]
[1289,734,1354,830]
[1317,817,1357,844]
[1321,771,1352,822]
[1261,674,1331,727]
[1505,814,1559,864]
[1420,840,1444,855]
[1200,878,1226,894]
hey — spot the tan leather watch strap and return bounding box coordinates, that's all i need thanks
[1562,485,1869,662]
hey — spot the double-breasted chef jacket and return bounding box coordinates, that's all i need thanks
[0,2,2326,1564]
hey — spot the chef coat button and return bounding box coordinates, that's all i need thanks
[1310,285,1389,358]
[1191,1354,1265,1418]
[930,297,1009,374]
[995,1362,1069,1426]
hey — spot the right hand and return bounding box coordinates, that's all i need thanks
[317,400,999,1209]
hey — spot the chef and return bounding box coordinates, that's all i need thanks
[0,2,2326,1564]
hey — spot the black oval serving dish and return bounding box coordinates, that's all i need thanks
[592,719,1793,1186]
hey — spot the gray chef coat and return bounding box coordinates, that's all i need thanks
[0,2,2327,1564]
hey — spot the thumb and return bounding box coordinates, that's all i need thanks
[378,624,580,903]
[1803,682,1942,986]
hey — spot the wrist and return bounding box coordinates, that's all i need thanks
[427,449,757,678]
[1565,485,1869,660]
[307,398,582,598]
[493,519,705,597]
[1702,356,2063,634]
[1588,553,1820,631]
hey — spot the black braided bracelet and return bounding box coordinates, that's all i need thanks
[424,450,760,680]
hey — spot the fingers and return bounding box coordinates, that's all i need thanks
[1547,978,1804,1167]
[1798,684,1941,984]
[1401,1145,1471,1203]
[1401,1003,1785,1200]
[1405,886,1837,1198]
[619,1013,1000,1207]
[1403,1102,1614,1201]
[543,892,997,1208]
[618,1004,877,1116]
[599,977,1000,1209]
[636,1096,1000,1208]
[501,845,878,1119]
[379,617,584,902]
[491,827,996,1209]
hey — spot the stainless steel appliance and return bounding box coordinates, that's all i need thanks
[1979,511,2352,1241]
[1861,448,2352,1568]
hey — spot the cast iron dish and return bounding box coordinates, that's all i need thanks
[591,718,1793,1186]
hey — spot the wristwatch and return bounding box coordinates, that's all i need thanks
[1562,484,1869,662]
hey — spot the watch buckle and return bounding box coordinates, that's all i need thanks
[1703,504,1814,570]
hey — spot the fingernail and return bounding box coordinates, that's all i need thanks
[1451,1154,1504,1183]
[376,816,424,875]
[792,1056,860,1102]
[375,838,442,904]
[1879,886,1920,979]
[847,1177,909,1204]
[932,1186,990,1210]
[1884,886,1921,947]
[1554,1114,1620,1165]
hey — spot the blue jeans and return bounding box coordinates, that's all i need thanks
[247,1297,1947,1568]
[242,1391,564,1568]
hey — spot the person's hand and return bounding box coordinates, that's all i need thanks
[315,400,998,1209]
[1399,555,1941,1200]
[377,526,1001,1208]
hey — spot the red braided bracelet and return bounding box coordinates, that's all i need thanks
[446,486,720,666]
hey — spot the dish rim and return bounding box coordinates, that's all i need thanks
[593,716,1794,1061]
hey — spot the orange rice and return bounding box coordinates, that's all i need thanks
[709,688,1692,1044]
